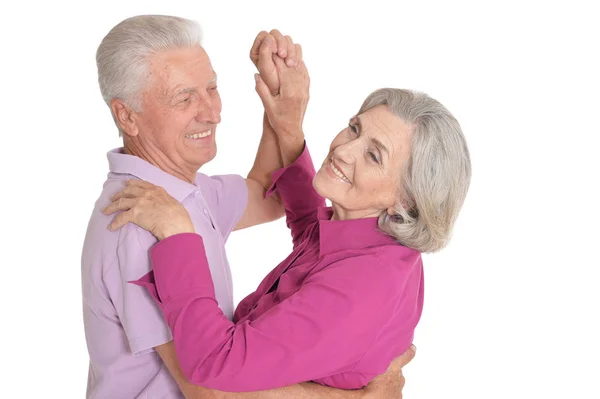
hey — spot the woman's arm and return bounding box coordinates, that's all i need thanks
[157,336,415,399]
[133,233,414,392]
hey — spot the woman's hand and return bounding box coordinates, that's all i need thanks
[254,54,310,145]
[250,29,302,95]
[103,180,195,240]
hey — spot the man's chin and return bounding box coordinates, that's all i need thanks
[192,147,217,169]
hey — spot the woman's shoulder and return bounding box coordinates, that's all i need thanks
[314,244,421,289]
[377,243,422,268]
[321,243,420,270]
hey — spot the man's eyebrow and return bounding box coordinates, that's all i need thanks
[171,74,217,97]
[172,87,195,97]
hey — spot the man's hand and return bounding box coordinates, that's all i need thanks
[254,55,309,147]
[363,345,416,398]
[250,29,302,95]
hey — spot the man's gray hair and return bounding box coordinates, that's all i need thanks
[96,15,203,133]
[358,89,471,253]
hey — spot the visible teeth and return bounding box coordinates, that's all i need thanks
[186,130,212,139]
[330,161,350,183]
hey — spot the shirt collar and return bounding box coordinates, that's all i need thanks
[317,207,399,256]
[107,148,198,202]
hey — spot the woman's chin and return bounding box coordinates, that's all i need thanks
[312,173,330,200]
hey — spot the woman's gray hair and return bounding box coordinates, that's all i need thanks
[358,89,471,253]
[96,15,203,133]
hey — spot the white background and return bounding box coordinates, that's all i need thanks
[1,1,599,398]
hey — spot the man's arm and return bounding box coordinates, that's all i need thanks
[234,30,306,231]
[157,341,364,398]
[234,99,311,233]
[105,226,173,353]
[234,114,286,231]
[156,342,414,399]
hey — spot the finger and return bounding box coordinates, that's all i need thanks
[108,210,134,231]
[272,55,289,87]
[259,35,277,62]
[250,30,269,65]
[254,73,275,109]
[295,43,303,63]
[284,35,296,67]
[258,37,279,94]
[110,188,128,202]
[110,189,125,202]
[111,186,146,203]
[300,60,310,85]
[103,197,136,215]
[110,188,135,202]
[273,54,287,71]
[274,55,300,93]
[389,345,417,372]
[269,29,287,57]
[294,59,309,81]
[126,179,155,189]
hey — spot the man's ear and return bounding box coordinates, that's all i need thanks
[111,98,139,137]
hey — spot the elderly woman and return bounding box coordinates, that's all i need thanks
[105,51,470,392]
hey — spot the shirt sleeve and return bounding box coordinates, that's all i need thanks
[265,143,326,248]
[104,225,172,355]
[131,233,417,391]
[202,174,248,241]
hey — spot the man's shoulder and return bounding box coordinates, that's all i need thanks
[83,174,131,243]
[82,176,153,268]
[194,172,245,188]
[194,172,246,205]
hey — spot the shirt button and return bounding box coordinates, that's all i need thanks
[193,190,200,197]
[203,208,209,215]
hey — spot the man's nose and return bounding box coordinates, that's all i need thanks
[195,96,221,124]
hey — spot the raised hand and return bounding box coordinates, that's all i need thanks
[254,54,309,144]
[250,29,302,95]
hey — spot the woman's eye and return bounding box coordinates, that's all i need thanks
[369,152,379,163]
[348,124,358,134]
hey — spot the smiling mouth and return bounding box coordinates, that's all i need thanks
[185,130,212,139]
[329,160,351,183]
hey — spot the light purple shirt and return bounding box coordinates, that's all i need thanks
[81,148,247,398]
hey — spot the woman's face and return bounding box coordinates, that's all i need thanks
[313,105,413,220]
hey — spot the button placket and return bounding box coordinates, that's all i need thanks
[195,196,215,230]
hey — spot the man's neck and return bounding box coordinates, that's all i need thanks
[124,142,196,184]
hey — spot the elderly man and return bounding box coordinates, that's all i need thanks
[82,15,413,398]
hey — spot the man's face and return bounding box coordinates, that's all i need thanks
[132,45,221,176]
